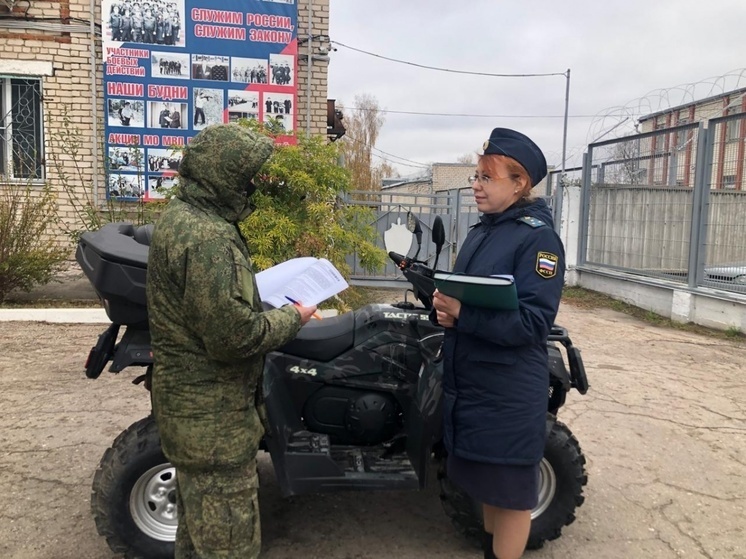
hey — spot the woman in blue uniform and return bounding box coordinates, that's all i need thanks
[433,128,565,559]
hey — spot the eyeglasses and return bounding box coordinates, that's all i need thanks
[467,174,511,186]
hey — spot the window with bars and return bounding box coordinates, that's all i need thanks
[725,98,743,143]
[654,118,668,154]
[675,117,690,150]
[0,77,44,180]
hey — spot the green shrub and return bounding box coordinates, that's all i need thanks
[48,109,167,242]
[0,182,68,302]
[237,121,387,312]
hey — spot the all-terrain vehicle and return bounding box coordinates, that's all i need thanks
[76,214,589,559]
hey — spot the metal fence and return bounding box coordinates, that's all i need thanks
[579,117,746,295]
[547,166,581,227]
[343,190,457,286]
[343,189,484,286]
[343,188,554,286]
[343,117,745,300]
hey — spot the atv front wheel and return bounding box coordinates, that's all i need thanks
[91,415,176,559]
[438,417,587,550]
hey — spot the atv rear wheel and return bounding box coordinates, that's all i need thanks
[438,417,587,550]
[91,415,176,559]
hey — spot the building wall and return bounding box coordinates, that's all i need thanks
[638,90,746,191]
[383,162,550,205]
[380,180,433,207]
[0,0,330,243]
[431,163,472,192]
[0,1,101,243]
[297,0,329,137]
[432,162,549,194]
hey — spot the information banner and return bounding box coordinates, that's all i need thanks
[102,0,298,200]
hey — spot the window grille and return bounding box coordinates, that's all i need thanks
[725,99,743,143]
[0,77,44,180]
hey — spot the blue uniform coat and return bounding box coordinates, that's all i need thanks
[442,198,565,465]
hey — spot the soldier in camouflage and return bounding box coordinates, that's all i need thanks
[146,124,317,558]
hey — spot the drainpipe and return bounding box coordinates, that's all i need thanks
[306,0,312,135]
[90,0,99,207]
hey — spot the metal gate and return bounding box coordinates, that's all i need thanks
[344,189,552,286]
[343,190,459,287]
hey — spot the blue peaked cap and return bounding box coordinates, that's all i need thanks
[482,127,547,187]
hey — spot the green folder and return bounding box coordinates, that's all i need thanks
[433,271,519,310]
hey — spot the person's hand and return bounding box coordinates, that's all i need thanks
[433,289,461,320]
[294,304,319,326]
[436,310,456,328]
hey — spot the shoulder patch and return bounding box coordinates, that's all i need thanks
[517,216,546,228]
[536,252,559,279]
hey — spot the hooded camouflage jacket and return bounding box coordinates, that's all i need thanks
[147,124,301,470]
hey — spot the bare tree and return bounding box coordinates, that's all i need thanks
[338,94,392,191]
[372,160,398,187]
[601,139,646,185]
[455,153,476,165]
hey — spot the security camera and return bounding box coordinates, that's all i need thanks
[317,45,329,55]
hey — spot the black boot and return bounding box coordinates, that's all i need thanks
[483,530,497,559]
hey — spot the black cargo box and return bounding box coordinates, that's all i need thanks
[76,222,153,325]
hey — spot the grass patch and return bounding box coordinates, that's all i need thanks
[562,286,745,342]
[725,325,743,339]
[1,287,403,312]
[337,286,405,310]
[0,299,101,309]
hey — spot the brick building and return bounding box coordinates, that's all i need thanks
[0,0,331,241]
[382,162,548,198]
[382,163,473,195]
[638,87,746,189]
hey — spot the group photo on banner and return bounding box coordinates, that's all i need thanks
[102,0,298,201]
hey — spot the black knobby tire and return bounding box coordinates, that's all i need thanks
[438,417,587,550]
[91,415,176,559]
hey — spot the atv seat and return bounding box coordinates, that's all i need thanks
[133,223,154,246]
[278,311,355,362]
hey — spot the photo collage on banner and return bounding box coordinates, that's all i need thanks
[103,0,298,200]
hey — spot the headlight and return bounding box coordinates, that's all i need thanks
[734,275,746,285]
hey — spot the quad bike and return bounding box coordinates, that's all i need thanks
[76,213,589,559]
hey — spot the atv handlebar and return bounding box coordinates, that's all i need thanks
[389,251,437,309]
[390,252,589,396]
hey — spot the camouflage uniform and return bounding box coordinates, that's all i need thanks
[147,124,301,558]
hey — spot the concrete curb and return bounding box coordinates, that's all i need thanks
[0,308,110,323]
[0,308,339,323]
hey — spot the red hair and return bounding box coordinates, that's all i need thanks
[477,154,533,197]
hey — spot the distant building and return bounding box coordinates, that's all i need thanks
[381,163,474,196]
[382,162,549,197]
[638,87,745,189]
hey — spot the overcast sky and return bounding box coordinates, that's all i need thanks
[327,0,746,177]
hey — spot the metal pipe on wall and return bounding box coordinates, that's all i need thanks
[90,0,100,207]
[305,0,312,135]
[0,19,91,33]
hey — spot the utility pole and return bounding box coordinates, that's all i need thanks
[554,68,571,234]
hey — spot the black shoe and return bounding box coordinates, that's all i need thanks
[483,531,497,559]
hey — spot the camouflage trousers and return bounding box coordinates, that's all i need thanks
[175,461,260,559]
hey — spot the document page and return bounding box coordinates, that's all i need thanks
[255,257,317,299]
[256,257,349,308]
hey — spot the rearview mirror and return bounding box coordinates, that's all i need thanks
[407,211,423,260]
[432,216,445,251]
[432,215,446,270]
